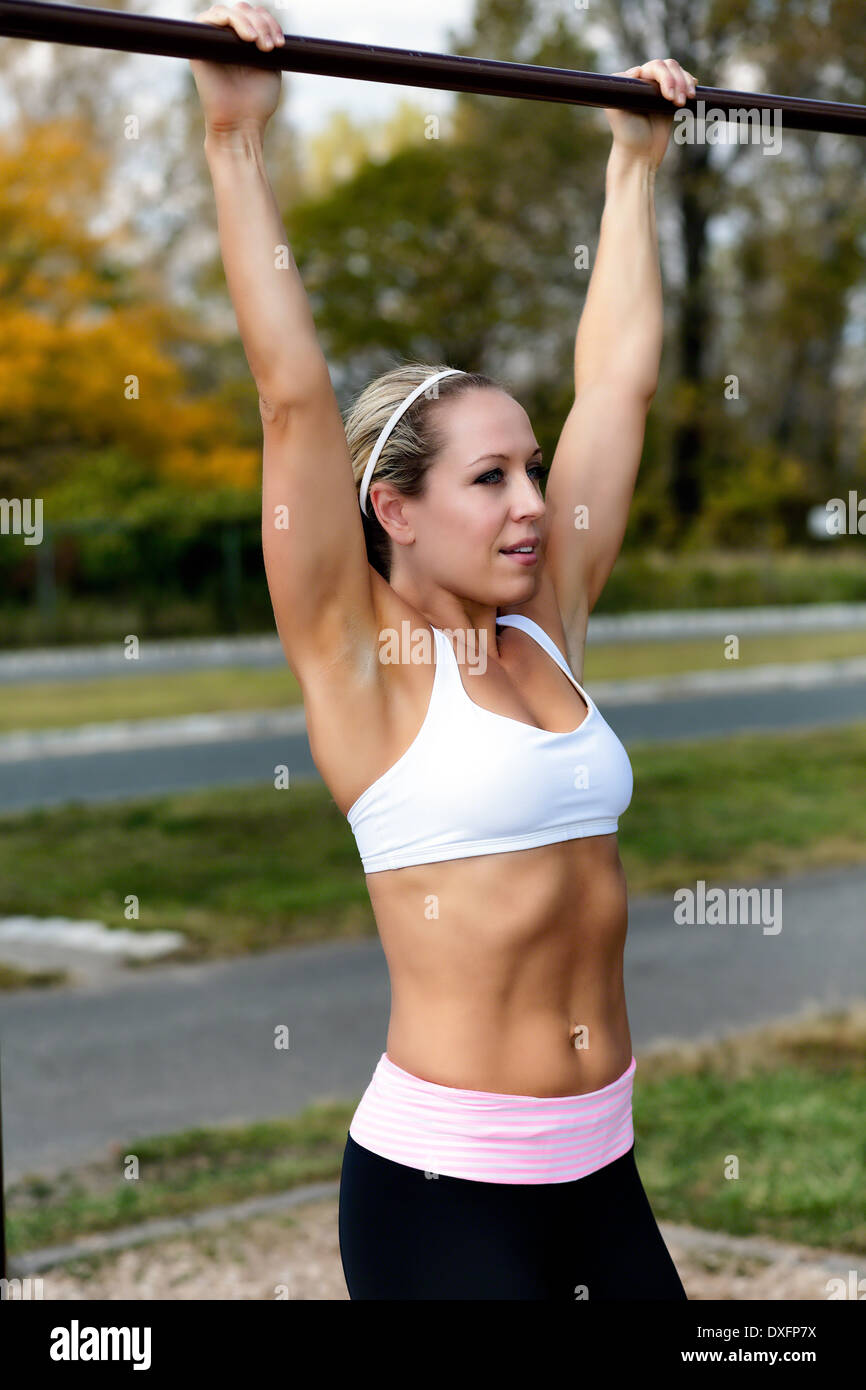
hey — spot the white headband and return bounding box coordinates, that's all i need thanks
[358,368,465,518]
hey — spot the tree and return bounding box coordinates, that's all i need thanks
[0,118,259,505]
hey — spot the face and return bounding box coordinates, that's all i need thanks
[380,388,547,604]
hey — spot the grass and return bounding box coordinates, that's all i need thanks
[1,721,866,976]
[6,1100,357,1257]
[631,1007,866,1254]
[0,666,302,734]
[5,1003,865,1259]
[0,628,863,735]
[619,719,866,893]
[586,627,865,681]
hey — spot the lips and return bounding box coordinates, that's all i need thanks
[500,546,538,565]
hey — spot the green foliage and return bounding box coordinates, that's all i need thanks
[4,0,866,620]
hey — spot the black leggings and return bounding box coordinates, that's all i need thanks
[338,1132,688,1301]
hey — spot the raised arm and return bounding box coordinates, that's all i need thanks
[192,4,378,680]
[544,59,694,654]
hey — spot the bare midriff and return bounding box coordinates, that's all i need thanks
[365,830,632,1098]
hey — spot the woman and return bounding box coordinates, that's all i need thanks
[192,2,696,1300]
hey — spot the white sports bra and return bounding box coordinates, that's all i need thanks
[346,613,633,873]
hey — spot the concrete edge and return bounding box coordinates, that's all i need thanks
[6,1179,857,1281]
[7,1178,342,1276]
[2,603,866,679]
[2,656,865,761]
[0,708,309,762]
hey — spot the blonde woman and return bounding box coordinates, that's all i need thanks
[192,3,694,1300]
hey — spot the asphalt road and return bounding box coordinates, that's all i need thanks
[2,672,865,813]
[0,859,863,1183]
[0,625,864,1184]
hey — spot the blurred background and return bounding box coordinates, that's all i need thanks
[0,0,864,1300]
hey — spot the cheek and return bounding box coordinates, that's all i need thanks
[428,494,501,561]
[458,490,502,537]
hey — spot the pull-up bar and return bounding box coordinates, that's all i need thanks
[2,0,866,138]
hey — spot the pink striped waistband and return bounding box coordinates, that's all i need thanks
[348,1051,637,1185]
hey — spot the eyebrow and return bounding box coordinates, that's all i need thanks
[468,446,544,467]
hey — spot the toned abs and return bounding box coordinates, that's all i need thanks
[368,831,632,1096]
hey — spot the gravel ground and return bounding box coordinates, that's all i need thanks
[21,1197,854,1301]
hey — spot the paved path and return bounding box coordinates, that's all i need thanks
[2,602,865,683]
[2,658,865,812]
[0,860,862,1184]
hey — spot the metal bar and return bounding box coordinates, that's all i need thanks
[1,0,866,136]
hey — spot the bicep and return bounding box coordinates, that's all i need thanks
[543,382,651,618]
[260,381,378,682]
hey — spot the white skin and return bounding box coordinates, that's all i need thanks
[369,388,547,657]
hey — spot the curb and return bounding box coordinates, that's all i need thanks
[0,635,283,684]
[657,1221,857,1277]
[588,655,866,704]
[0,707,308,762]
[2,603,865,683]
[7,1178,342,1276]
[6,1179,856,1281]
[2,656,865,761]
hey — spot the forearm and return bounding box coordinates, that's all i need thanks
[574,146,662,398]
[204,123,326,406]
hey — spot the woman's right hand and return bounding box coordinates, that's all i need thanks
[191,2,285,136]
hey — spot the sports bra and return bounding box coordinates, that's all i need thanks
[346,613,633,873]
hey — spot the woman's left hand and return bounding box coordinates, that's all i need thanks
[603,58,698,169]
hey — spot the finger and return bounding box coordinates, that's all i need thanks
[636,59,683,104]
[209,2,264,47]
[243,3,284,47]
[233,4,272,46]
[634,60,673,98]
[253,5,286,45]
[616,65,656,87]
[200,4,256,39]
[661,59,695,103]
[657,60,686,104]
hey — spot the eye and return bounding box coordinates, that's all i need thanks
[476,463,549,485]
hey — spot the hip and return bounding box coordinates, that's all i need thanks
[348,1046,637,1185]
[338,1127,688,1300]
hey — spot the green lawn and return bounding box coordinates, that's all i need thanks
[2,718,864,1263]
[0,666,303,734]
[1,627,863,734]
[6,1004,864,1259]
[1,721,865,976]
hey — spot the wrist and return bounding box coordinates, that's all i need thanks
[204,120,267,155]
[606,143,658,185]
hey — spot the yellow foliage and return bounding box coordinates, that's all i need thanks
[162,444,260,490]
[0,117,255,499]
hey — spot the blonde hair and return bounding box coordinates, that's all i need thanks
[343,360,505,580]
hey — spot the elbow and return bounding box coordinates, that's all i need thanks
[258,391,292,427]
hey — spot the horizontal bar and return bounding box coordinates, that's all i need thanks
[2,0,866,137]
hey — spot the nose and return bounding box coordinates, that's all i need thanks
[511,475,545,520]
